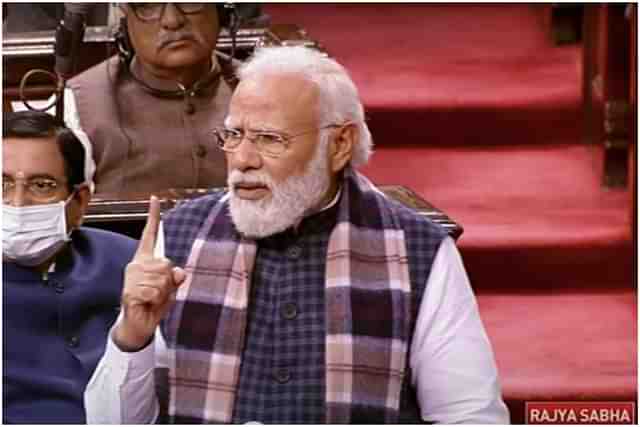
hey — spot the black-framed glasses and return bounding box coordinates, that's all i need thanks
[212,124,348,158]
[2,176,67,203]
[128,3,206,22]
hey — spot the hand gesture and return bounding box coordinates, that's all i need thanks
[113,196,186,352]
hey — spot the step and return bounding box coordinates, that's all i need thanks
[477,290,637,423]
[361,143,633,290]
[264,4,583,146]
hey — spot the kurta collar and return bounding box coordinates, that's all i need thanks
[129,54,221,97]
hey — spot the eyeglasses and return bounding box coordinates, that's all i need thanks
[212,124,346,158]
[3,176,67,203]
[128,3,206,22]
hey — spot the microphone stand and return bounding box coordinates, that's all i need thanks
[19,4,88,122]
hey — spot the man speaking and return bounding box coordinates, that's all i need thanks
[85,46,509,424]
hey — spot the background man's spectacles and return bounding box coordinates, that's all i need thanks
[3,177,65,203]
[212,124,346,158]
[129,3,206,22]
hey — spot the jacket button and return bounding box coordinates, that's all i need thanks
[52,281,64,294]
[281,302,298,320]
[273,368,291,384]
[67,336,79,348]
[195,144,207,158]
[185,102,195,115]
[287,245,302,259]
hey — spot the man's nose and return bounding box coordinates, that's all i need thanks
[5,185,27,207]
[227,139,263,172]
[160,3,186,29]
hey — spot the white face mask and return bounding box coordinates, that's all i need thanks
[2,197,73,267]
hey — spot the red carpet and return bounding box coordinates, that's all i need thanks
[360,144,633,290]
[266,4,583,146]
[264,3,636,422]
[479,290,637,423]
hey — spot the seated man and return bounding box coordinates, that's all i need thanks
[85,46,510,424]
[66,3,240,194]
[2,111,137,423]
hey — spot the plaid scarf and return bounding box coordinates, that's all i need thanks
[164,167,412,423]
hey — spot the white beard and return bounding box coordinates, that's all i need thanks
[227,138,331,239]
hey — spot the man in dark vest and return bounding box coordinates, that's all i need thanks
[84,46,510,424]
[66,3,239,194]
[2,111,137,423]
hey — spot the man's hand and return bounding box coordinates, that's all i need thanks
[113,196,186,352]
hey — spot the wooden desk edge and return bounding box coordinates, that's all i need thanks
[85,186,463,240]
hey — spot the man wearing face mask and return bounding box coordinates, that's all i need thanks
[2,111,137,423]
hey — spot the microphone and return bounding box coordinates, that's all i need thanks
[54,3,91,79]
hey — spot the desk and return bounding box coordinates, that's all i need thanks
[85,186,463,240]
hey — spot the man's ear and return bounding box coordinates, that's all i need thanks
[329,123,357,173]
[67,185,91,229]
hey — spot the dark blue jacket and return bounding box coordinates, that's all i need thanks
[161,189,446,423]
[3,227,136,424]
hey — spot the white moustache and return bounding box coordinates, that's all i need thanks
[227,170,272,189]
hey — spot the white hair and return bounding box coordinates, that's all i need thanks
[237,46,373,167]
[228,131,331,238]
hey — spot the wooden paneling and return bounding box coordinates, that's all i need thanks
[582,4,634,188]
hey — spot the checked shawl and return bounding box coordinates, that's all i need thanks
[163,167,413,423]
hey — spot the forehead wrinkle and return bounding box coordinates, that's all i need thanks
[227,98,283,132]
[231,73,321,130]
[224,114,279,132]
[5,171,58,180]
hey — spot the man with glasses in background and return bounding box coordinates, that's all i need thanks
[2,111,137,423]
[85,46,509,424]
[66,3,247,194]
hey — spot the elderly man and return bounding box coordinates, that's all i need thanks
[85,46,509,424]
[66,3,239,194]
[2,111,137,423]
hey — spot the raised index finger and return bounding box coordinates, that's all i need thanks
[136,195,161,259]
